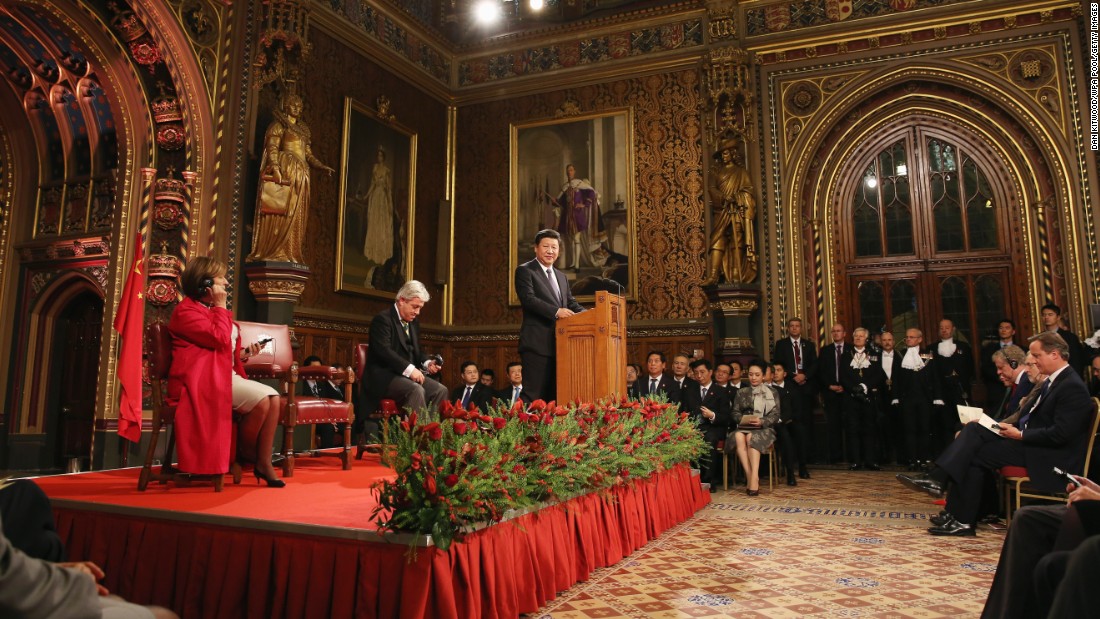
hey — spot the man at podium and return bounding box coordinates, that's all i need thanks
[516,229,585,401]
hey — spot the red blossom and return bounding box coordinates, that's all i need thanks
[492,417,507,430]
[529,399,546,411]
[424,475,437,495]
[444,474,458,487]
[422,422,442,440]
[453,421,468,435]
[440,400,455,418]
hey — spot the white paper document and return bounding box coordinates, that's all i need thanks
[957,405,1002,434]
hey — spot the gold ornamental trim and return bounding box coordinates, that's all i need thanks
[708,299,759,313]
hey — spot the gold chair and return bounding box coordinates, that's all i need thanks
[1001,398,1100,524]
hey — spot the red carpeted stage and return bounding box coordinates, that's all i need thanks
[34,455,709,619]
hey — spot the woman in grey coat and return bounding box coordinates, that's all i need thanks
[730,359,781,495]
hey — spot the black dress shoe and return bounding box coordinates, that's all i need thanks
[709,484,717,493]
[865,463,881,471]
[896,473,945,498]
[787,474,798,486]
[928,515,975,536]
[929,511,949,527]
[849,463,864,471]
[799,468,811,479]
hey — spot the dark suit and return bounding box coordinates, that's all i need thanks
[515,258,584,401]
[640,373,681,404]
[366,305,447,411]
[980,340,1015,413]
[934,339,974,452]
[681,382,732,488]
[494,384,532,408]
[997,374,1034,421]
[771,381,801,475]
[450,382,492,412]
[938,366,1094,525]
[299,377,346,448]
[1056,327,1088,376]
[817,341,848,463]
[773,336,817,467]
[839,348,886,466]
[893,348,943,464]
[877,350,904,464]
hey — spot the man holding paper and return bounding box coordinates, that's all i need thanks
[896,332,1093,536]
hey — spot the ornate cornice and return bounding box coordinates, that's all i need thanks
[18,236,112,263]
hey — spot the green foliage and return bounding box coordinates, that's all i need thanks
[371,397,706,551]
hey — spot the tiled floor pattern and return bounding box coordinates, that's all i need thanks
[532,470,1003,618]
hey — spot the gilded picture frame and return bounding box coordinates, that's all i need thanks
[335,97,417,298]
[509,108,637,305]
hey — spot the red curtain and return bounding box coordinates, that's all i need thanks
[54,464,709,618]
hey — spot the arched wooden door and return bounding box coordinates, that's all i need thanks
[837,120,1020,374]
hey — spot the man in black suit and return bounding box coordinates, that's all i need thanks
[713,362,736,400]
[840,328,886,470]
[1041,303,1087,376]
[991,345,1032,420]
[641,351,681,404]
[817,323,849,464]
[681,359,732,493]
[773,317,817,473]
[877,331,904,465]
[495,361,532,408]
[892,328,944,468]
[300,355,347,448]
[770,361,803,485]
[980,319,1018,414]
[898,332,1094,536]
[515,229,585,401]
[933,318,974,454]
[450,361,492,412]
[671,353,695,393]
[366,279,448,413]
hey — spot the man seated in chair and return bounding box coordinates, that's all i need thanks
[366,280,448,415]
[300,355,346,448]
[896,332,1093,536]
[450,361,492,412]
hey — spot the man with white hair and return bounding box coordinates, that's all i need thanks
[365,280,448,412]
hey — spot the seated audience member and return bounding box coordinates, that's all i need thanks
[1089,355,1100,398]
[897,332,1093,536]
[0,478,63,562]
[730,360,781,496]
[300,355,346,449]
[366,279,448,416]
[170,256,284,488]
[770,362,804,485]
[840,328,885,471]
[496,361,531,407]
[981,319,1018,413]
[681,359,731,493]
[480,368,496,389]
[989,345,1032,420]
[0,498,179,619]
[671,353,695,392]
[713,362,735,399]
[1041,303,1087,376]
[980,476,1100,619]
[626,363,641,398]
[641,350,681,403]
[728,360,749,390]
[450,361,492,411]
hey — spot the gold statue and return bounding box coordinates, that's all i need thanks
[703,137,757,284]
[247,93,334,264]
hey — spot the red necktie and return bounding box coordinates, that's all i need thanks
[793,340,802,370]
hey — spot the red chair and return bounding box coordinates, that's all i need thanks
[138,322,242,492]
[237,322,354,477]
[354,342,398,461]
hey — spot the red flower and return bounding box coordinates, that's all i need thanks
[424,475,437,495]
[440,400,455,418]
[492,417,507,430]
[426,423,443,441]
[453,421,468,435]
[444,474,459,487]
[529,399,546,411]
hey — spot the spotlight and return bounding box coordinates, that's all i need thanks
[865,176,878,189]
[473,0,502,24]
[529,0,545,10]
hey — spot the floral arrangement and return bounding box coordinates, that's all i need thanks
[370,397,706,550]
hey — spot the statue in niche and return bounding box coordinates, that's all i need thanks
[702,136,758,285]
[247,92,333,264]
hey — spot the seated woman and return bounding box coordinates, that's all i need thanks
[168,256,284,487]
[730,359,781,496]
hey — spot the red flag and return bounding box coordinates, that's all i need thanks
[114,233,144,443]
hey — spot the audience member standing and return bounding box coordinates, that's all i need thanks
[773,317,817,473]
[1041,303,1087,376]
[893,328,944,469]
[817,323,849,464]
[877,332,904,465]
[840,328,885,470]
[934,319,974,454]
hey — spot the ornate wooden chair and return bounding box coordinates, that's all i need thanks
[1000,398,1100,524]
[138,322,242,492]
[353,342,398,461]
[237,322,354,477]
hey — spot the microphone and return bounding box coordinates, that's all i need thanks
[598,277,624,298]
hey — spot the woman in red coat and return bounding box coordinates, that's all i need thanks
[168,256,284,487]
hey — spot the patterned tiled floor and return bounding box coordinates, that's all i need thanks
[532,469,1003,618]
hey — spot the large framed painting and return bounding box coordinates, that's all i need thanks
[509,108,636,305]
[336,97,417,298]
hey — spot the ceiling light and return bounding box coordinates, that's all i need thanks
[866,176,878,189]
[473,0,502,24]
[529,0,545,10]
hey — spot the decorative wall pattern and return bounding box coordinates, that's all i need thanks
[452,69,709,326]
[324,0,450,85]
[457,18,703,86]
[745,0,968,36]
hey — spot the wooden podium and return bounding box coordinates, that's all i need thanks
[555,291,627,403]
